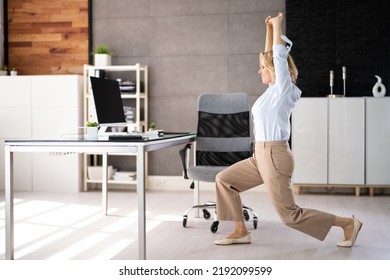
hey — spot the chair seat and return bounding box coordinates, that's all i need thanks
[187,166,227,182]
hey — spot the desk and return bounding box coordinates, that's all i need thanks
[4,133,196,260]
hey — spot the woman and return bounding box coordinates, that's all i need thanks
[214,12,362,247]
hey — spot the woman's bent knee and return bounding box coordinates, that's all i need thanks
[216,169,228,184]
[277,209,299,228]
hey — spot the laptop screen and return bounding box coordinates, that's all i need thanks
[90,77,127,126]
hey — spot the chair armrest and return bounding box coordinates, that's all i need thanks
[179,143,192,179]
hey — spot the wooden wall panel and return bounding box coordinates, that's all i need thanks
[7,0,88,75]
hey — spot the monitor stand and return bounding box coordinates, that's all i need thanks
[98,125,128,139]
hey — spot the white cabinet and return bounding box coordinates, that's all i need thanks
[365,97,390,193]
[83,64,148,191]
[292,98,328,184]
[292,97,365,196]
[328,98,365,185]
[0,75,83,192]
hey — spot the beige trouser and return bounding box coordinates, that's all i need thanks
[215,141,335,241]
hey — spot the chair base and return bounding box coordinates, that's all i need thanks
[182,201,258,233]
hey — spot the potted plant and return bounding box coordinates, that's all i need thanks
[10,67,18,76]
[0,66,8,76]
[86,121,99,140]
[92,44,112,67]
[149,121,156,131]
[146,121,163,137]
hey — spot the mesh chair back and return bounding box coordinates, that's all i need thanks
[196,93,251,166]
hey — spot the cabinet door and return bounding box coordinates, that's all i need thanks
[31,75,82,108]
[0,108,33,191]
[0,77,33,191]
[366,97,390,185]
[292,98,328,184]
[31,75,83,192]
[328,98,365,184]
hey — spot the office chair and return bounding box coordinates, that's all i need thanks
[179,93,258,233]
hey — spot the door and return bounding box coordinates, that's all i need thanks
[328,98,365,185]
[292,98,328,184]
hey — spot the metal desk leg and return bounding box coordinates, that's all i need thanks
[102,153,108,215]
[137,147,146,260]
[5,146,14,260]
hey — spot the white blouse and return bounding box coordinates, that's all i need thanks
[252,36,302,142]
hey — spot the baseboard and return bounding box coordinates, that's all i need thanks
[148,175,266,192]
[147,176,214,191]
[85,175,266,192]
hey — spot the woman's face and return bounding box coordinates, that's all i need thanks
[258,56,273,85]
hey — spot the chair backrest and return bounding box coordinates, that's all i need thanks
[196,93,251,166]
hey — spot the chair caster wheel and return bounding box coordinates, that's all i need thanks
[253,217,258,229]
[210,221,219,233]
[183,215,188,227]
[243,209,249,221]
[203,209,211,219]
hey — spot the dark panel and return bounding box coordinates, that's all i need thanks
[286,0,389,97]
[197,111,250,138]
[196,151,251,166]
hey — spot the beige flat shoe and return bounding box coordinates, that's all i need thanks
[337,215,362,248]
[215,232,251,245]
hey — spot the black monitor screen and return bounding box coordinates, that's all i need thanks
[90,77,126,125]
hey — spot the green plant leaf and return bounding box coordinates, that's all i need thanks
[87,121,99,127]
[92,44,112,55]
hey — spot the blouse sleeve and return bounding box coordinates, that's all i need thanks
[273,35,298,100]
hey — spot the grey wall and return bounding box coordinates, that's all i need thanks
[92,0,285,175]
[0,0,4,67]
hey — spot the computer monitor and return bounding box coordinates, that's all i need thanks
[90,76,127,134]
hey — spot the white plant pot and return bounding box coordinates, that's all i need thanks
[87,127,98,140]
[10,71,18,76]
[94,54,112,67]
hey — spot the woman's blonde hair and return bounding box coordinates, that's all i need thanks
[260,51,298,84]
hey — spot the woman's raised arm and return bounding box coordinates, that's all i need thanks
[270,12,284,46]
[264,15,273,52]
